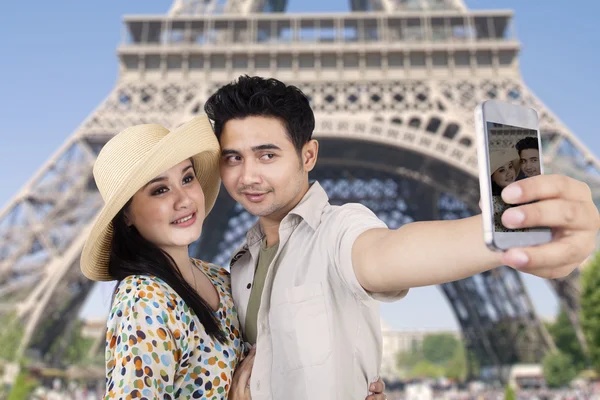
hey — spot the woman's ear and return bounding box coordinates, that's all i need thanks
[123,209,133,227]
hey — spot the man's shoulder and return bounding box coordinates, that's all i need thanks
[303,202,386,246]
[320,202,382,226]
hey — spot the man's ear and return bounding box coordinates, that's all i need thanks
[302,139,319,172]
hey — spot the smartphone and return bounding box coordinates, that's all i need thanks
[475,100,552,251]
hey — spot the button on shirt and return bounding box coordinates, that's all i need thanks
[229,182,408,400]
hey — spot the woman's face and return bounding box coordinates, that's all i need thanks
[124,159,205,254]
[492,161,516,188]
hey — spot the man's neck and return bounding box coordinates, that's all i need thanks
[258,182,311,247]
[260,217,282,247]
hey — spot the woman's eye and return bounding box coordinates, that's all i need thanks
[152,187,168,196]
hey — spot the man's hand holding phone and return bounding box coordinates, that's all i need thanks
[497,173,599,278]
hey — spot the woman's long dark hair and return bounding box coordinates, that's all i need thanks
[491,179,503,196]
[108,203,228,344]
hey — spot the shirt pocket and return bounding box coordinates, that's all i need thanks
[270,282,332,371]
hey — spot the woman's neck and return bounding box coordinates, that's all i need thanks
[162,245,195,276]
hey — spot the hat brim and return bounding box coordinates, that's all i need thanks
[80,115,221,282]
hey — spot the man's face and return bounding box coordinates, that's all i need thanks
[520,148,540,177]
[219,116,316,220]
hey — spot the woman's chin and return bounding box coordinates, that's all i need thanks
[169,229,203,248]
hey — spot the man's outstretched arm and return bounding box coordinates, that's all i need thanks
[352,174,599,294]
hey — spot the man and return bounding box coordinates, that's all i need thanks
[204,76,599,400]
[516,136,541,178]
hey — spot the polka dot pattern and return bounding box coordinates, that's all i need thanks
[104,259,244,399]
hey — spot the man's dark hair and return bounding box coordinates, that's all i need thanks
[204,75,315,153]
[515,136,539,155]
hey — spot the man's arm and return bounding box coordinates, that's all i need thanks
[352,174,599,294]
[353,215,501,293]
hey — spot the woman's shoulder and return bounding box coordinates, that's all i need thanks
[115,274,174,294]
[191,258,230,279]
[107,276,190,348]
[111,275,180,314]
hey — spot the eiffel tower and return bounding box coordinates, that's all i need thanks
[1,0,599,386]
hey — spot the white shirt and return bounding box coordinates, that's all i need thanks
[229,182,408,399]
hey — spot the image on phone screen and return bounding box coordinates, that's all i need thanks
[487,121,545,233]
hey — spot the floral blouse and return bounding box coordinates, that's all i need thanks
[493,195,526,233]
[104,259,244,399]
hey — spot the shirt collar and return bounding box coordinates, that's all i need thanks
[287,181,329,231]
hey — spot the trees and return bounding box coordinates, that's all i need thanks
[6,371,39,400]
[422,333,460,365]
[547,308,586,372]
[397,339,425,370]
[581,251,600,372]
[410,360,445,379]
[445,345,468,381]
[542,351,577,388]
[396,333,469,380]
[48,320,96,366]
[0,314,24,362]
[504,384,516,400]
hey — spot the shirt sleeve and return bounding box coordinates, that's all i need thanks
[105,281,188,399]
[330,203,409,303]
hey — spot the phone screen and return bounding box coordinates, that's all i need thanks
[487,121,544,233]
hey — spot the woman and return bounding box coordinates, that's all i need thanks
[489,148,524,232]
[80,116,252,399]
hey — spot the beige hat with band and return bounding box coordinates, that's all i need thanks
[489,148,521,177]
[80,114,221,282]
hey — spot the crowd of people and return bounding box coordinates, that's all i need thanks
[384,381,600,400]
[28,378,600,400]
[28,379,103,400]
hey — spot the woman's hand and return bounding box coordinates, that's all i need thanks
[228,346,256,400]
[366,377,388,400]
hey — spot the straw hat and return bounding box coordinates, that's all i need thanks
[489,148,521,177]
[80,115,221,281]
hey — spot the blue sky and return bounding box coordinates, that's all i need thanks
[2,0,599,331]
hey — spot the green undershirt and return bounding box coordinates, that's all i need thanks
[244,238,279,345]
